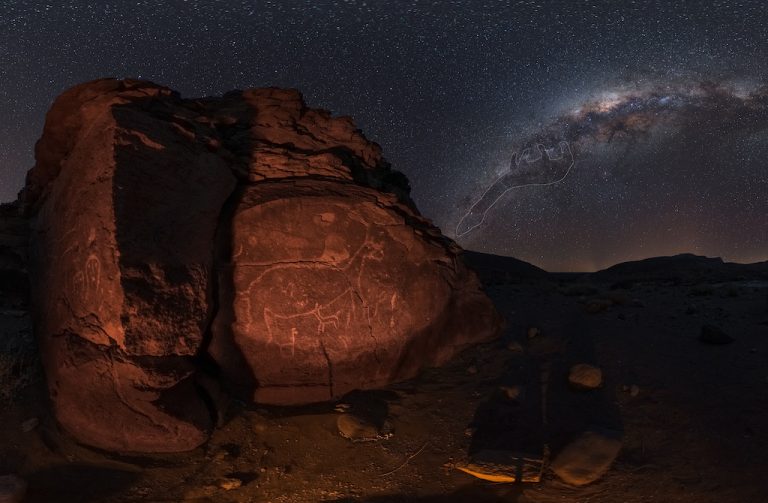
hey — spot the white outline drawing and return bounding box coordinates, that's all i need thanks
[455,141,575,237]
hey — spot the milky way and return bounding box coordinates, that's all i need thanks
[541,81,768,147]
[455,78,768,270]
[1,1,767,270]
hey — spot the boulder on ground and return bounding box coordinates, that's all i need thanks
[24,79,501,452]
[550,430,622,486]
[568,363,603,390]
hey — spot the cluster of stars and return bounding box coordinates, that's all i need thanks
[1,1,766,270]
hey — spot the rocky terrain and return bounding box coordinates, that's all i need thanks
[2,243,767,501]
[0,79,767,502]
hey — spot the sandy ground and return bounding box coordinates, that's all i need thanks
[2,269,768,502]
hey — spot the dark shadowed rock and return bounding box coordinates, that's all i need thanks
[0,201,35,403]
[24,79,501,451]
[0,474,26,503]
[337,412,391,442]
[699,324,734,345]
[27,80,234,452]
[550,430,622,486]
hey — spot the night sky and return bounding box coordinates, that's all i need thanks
[2,1,767,271]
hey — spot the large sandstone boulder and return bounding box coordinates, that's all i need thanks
[24,79,501,452]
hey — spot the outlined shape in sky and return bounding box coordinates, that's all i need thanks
[455,141,575,237]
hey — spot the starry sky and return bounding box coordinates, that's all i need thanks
[1,0,767,271]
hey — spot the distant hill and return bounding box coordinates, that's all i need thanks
[462,250,550,282]
[593,253,768,283]
[462,250,768,285]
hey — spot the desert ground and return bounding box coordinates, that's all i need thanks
[1,250,768,502]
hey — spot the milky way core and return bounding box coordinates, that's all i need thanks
[453,79,768,271]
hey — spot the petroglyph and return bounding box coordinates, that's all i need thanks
[456,141,575,237]
[263,290,358,358]
[84,254,101,295]
[239,228,382,360]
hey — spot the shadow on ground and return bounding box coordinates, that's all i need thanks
[25,463,140,503]
[332,484,524,502]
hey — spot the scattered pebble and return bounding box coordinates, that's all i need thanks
[211,449,228,462]
[506,341,524,353]
[500,385,523,401]
[527,327,540,339]
[585,299,612,314]
[623,384,640,397]
[217,478,242,491]
[699,324,734,345]
[551,430,622,486]
[568,363,603,390]
[466,365,478,375]
[0,474,27,503]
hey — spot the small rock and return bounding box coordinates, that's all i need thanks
[699,324,734,345]
[21,417,39,433]
[568,364,603,390]
[467,365,478,375]
[217,478,242,491]
[337,413,390,442]
[551,430,622,486]
[527,327,541,339]
[500,385,523,401]
[622,384,640,397]
[606,291,629,306]
[506,341,524,353]
[0,474,27,503]
[585,299,612,314]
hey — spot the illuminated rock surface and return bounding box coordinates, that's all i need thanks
[23,79,501,452]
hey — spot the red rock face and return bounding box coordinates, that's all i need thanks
[210,181,498,404]
[25,79,501,452]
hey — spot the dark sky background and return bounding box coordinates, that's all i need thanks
[1,0,766,271]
